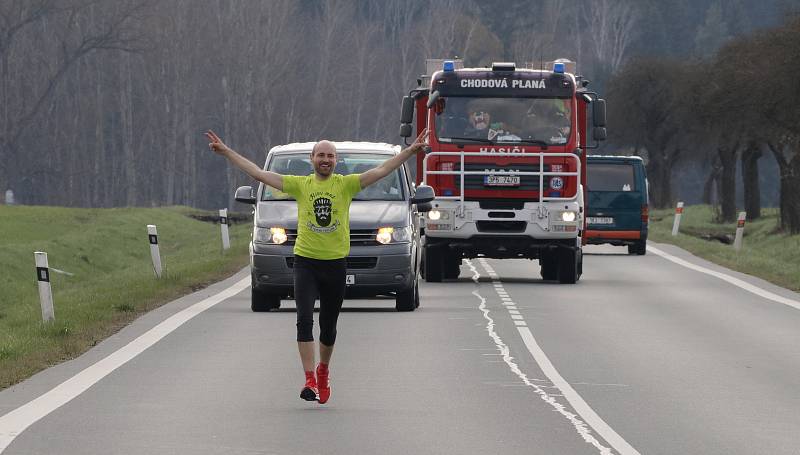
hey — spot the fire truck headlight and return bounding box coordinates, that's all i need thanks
[560,211,577,222]
[428,210,441,220]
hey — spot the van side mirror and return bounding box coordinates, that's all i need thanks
[400,96,414,124]
[234,186,256,204]
[417,202,433,213]
[593,99,606,127]
[411,185,434,204]
[593,127,607,141]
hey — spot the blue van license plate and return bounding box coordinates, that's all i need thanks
[587,217,614,224]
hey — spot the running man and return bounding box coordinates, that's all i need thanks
[205,129,429,404]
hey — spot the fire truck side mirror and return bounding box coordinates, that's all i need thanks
[401,96,414,124]
[593,99,607,127]
[593,127,607,141]
[400,124,413,138]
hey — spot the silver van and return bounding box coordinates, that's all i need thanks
[234,142,434,312]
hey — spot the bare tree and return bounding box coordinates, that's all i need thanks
[583,0,640,74]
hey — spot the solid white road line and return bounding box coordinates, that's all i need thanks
[0,277,250,453]
[466,260,615,455]
[516,327,640,455]
[476,258,641,455]
[648,245,800,311]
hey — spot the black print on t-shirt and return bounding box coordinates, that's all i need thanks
[313,197,332,226]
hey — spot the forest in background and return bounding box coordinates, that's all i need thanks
[0,0,794,221]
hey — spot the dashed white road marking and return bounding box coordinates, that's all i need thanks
[0,277,251,453]
[471,258,641,455]
[649,245,800,311]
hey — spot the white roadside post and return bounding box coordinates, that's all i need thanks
[671,201,684,236]
[733,211,746,251]
[147,225,163,278]
[34,252,55,322]
[219,208,230,250]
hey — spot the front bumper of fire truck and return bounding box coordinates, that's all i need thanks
[423,199,582,257]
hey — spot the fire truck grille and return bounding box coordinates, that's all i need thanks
[454,163,551,191]
[476,221,528,233]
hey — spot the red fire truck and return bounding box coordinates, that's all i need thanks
[399,59,607,283]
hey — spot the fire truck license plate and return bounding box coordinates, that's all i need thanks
[484,175,520,186]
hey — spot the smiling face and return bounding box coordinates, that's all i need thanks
[311,140,337,178]
[469,110,491,130]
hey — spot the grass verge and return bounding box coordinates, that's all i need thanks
[0,205,251,389]
[648,205,800,292]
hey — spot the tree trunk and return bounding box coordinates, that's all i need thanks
[768,141,800,234]
[702,158,721,205]
[741,143,762,221]
[781,155,800,234]
[646,150,673,209]
[718,143,738,223]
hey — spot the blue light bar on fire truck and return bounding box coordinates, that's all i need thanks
[553,62,565,74]
[443,60,455,72]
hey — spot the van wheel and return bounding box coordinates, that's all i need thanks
[540,253,558,281]
[424,245,443,282]
[628,241,646,255]
[557,248,580,284]
[252,288,281,312]
[396,280,418,311]
[444,258,461,279]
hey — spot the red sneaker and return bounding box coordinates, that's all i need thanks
[300,371,318,401]
[316,363,331,404]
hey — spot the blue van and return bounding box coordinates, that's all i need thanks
[585,155,649,255]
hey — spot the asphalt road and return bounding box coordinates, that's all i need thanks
[1,242,799,454]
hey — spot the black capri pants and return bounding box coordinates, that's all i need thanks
[293,255,346,346]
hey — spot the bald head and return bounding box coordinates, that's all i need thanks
[312,140,336,156]
[310,140,337,178]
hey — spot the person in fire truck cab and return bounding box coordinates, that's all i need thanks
[524,99,570,143]
[463,102,520,142]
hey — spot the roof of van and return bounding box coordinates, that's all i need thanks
[587,155,644,162]
[268,142,401,154]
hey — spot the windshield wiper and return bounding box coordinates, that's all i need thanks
[440,136,494,144]
[514,139,549,147]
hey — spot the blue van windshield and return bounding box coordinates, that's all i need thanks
[261,152,405,201]
[588,163,636,192]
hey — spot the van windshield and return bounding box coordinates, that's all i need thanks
[261,152,405,201]
[588,163,636,192]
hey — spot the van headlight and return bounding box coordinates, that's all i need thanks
[376,226,412,244]
[560,211,577,222]
[270,227,288,244]
[254,227,288,244]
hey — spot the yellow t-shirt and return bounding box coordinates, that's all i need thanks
[282,174,362,260]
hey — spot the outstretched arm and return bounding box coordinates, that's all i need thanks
[205,130,283,190]
[360,129,428,189]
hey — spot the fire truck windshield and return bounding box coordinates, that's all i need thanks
[434,96,571,146]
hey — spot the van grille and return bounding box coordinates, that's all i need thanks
[286,256,378,269]
[283,229,378,246]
